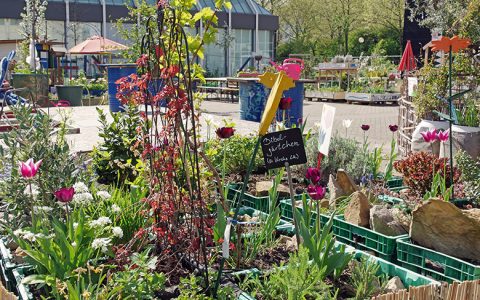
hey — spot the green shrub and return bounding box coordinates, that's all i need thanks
[91,105,145,185]
[455,150,480,201]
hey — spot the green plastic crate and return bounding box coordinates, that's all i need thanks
[378,195,404,205]
[12,266,34,300]
[332,216,408,261]
[396,237,480,282]
[236,207,292,231]
[0,237,20,293]
[386,176,404,189]
[280,199,342,228]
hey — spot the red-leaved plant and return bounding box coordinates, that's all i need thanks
[393,151,460,196]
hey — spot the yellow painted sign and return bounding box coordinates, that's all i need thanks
[258,71,295,136]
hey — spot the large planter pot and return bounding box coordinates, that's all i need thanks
[55,85,83,106]
[101,64,137,112]
[11,73,49,107]
[275,81,304,127]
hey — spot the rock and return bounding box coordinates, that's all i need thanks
[328,174,346,208]
[278,235,298,252]
[370,205,409,236]
[336,169,359,195]
[255,181,290,197]
[344,191,370,227]
[410,199,480,262]
[385,276,405,293]
[320,199,330,209]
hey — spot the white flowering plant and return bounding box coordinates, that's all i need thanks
[10,208,119,297]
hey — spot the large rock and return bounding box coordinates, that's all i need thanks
[385,276,405,293]
[336,169,359,195]
[328,174,346,208]
[410,199,480,262]
[370,205,408,236]
[344,191,370,227]
[255,181,290,197]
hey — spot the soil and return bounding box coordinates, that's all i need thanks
[227,172,309,196]
[248,243,292,270]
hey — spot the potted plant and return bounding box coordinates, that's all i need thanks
[55,77,84,106]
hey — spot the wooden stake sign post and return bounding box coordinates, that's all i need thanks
[261,128,307,245]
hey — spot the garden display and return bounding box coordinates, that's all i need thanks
[1,0,480,300]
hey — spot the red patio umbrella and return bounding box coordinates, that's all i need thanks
[398,40,416,72]
[68,36,127,54]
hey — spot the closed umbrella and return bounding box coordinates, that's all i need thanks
[398,40,416,72]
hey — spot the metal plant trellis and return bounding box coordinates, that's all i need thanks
[430,36,471,198]
[114,0,232,291]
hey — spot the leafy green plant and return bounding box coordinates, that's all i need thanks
[91,105,145,185]
[368,146,383,180]
[423,171,453,202]
[204,134,264,174]
[0,105,78,231]
[454,150,480,201]
[240,246,337,300]
[11,208,117,298]
[350,257,387,300]
[307,134,368,182]
[101,249,165,299]
[456,98,480,127]
[177,274,234,300]
[294,195,353,279]
[383,136,397,183]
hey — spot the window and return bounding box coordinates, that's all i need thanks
[230,29,252,74]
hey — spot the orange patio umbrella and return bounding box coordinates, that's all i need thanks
[398,40,416,72]
[68,36,128,54]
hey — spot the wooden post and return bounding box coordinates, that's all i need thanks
[285,162,300,248]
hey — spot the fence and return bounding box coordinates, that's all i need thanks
[373,279,480,300]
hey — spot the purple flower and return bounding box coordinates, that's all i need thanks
[420,129,438,143]
[389,124,398,132]
[216,127,235,139]
[307,185,326,200]
[437,129,449,143]
[305,167,321,185]
[279,97,292,110]
[361,124,370,131]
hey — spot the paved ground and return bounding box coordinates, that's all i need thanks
[44,100,399,153]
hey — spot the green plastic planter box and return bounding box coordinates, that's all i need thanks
[396,237,480,282]
[386,176,404,189]
[0,237,19,292]
[332,216,408,261]
[378,195,404,205]
[236,207,292,232]
[279,199,341,228]
[12,266,34,300]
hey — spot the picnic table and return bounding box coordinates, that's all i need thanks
[196,77,239,102]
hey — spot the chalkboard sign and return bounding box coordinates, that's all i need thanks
[261,128,307,170]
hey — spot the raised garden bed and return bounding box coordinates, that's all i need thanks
[345,92,400,104]
[12,266,33,300]
[305,90,345,101]
[396,237,480,282]
[0,237,21,293]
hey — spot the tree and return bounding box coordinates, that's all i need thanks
[364,0,404,47]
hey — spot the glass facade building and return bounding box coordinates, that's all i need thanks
[0,0,278,76]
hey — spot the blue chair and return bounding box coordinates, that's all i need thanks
[0,51,29,115]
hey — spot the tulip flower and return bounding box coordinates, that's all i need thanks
[54,187,75,203]
[307,185,326,200]
[278,97,292,110]
[305,167,321,185]
[389,124,398,132]
[342,119,352,137]
[216,127,235,139]
[437,129,449,143]
[361,124,370,131]
[420,129,438,144]
[18,158,42,179]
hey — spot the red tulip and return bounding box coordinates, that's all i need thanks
[420,129,438,143]
[54,187,75,203]
[437,129,449,143]
[279,97,292,110]
[361,124,370,131]
[389,124,398,132]
[216,127,235,139]
[305,167,321,185]
[18,158,42,179]
[307,185,326,200]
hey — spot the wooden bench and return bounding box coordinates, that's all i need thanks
[197,86,239,102]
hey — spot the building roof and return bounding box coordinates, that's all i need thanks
[49,0,272,15]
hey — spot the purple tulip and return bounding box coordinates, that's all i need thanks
[437,129,449,143]
[54,187,75,203]
[307,185,326,200]
[420,129,438,143]
[18,158,42,179]
[305,167,321,185]
[389,124,398,132]
[361,124,370,131]
[216,127,235,139]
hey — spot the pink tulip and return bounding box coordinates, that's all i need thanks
[307,185,326,200]
[437,129,449,143]
[18,158,42,179]
[420,129,438,143]
[54,187,75,203]
[305,167,321,185]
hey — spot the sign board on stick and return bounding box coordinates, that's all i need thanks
[317,104,336,156]
[261,128,307,170]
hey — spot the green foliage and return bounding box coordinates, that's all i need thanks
[456,98,480,127]
[423,171,453,202]
[101,249,166,299]
[455,150,480,201]
[307,134,368,182]
[383,136,397,183]
[368,146,383,180]
[177,274,234,300]
[11,208,116,298]
[240,246,337,300]
[91,105,145,186]
[294,195,353,279]
[349,28,401,57]
[0,105,77,230]
[204,134,264,174]
[350,257,387,300]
